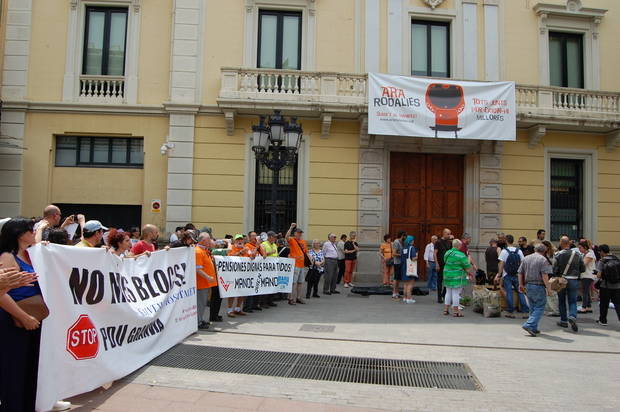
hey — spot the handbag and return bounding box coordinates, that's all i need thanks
[550,250,575,292]
[16,294,49,322]
[385,243,394,267]
[406,258,418,278]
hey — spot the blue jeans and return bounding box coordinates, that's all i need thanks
[558,278,579,322]
[503,274,530,313]
[426,261,437,290]
[523,284,546,331]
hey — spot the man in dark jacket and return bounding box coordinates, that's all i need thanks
[596,244,620,326]
[553,236,586,332]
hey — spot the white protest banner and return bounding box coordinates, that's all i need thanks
[30,244,197,412]
[368,72,516,141]
[214,256,295,298]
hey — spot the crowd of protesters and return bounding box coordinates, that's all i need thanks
[379,227,620,332]
[2,203,620,411]
[0,207,365,412]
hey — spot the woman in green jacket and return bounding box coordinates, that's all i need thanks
[442,239,473,317]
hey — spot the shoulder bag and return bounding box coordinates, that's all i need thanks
[293,238,312,267]
[385,243,394,267]
[549,250,574,292]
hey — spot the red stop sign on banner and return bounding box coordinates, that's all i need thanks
[66,314,99,360]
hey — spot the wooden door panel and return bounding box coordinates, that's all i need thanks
[389,152,464,281]
[445,190,461,219]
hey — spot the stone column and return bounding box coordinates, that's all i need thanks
[0,0,32,217]
[164,0,205,234]
[356,128,385,283]
[478,142,503,271]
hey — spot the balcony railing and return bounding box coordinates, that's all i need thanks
[219,67,620,127]
[79,75,125,103]
[516,85,619,113]
[220,67,366,105]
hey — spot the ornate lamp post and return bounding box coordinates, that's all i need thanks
[252,110,303,231]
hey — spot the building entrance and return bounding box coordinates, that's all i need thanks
[389,152,464,278]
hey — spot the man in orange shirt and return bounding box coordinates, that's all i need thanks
[226,234,250,317]
[286,223,308,305]
[196,232,217,330]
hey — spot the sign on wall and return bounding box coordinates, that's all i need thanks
[368,73,516,141]
[30,245,197,411]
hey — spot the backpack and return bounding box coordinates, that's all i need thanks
[504,248,521,276]
[602,255,620,284]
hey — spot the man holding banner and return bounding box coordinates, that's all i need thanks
[196,233,217,330]
[226,235,250,317]
[286,223,308,306]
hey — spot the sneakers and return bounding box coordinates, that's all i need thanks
[403,299,416,304]
[51,401,72,411]
[332,290,340,294]
[596,320,608,326]
[522,326,537,337]
[344,283,350,288]
[198,321,210,330]
[556,321,568,328]
[568,317,579,332]
[349,282,355,287]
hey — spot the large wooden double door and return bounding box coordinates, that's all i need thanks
[389,152,464,278]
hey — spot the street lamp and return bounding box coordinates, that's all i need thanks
[252,110,303,231]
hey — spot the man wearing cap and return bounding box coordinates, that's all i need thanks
[131,224,160,255]
[76,220,108,247]
[226,234,250,317]
[286,222,308,305]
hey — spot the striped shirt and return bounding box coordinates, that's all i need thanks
[442,248,471,288]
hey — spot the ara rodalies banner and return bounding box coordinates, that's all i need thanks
[30,244,197,411]
[214,256,295,298]
[368,72,516,141]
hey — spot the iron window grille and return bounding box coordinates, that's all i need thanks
[550,158,583,240]
[55,136,144,168]
[254,159,298,234]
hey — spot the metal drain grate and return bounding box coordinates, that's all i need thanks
[149,345,483,391]
[299,324,336,333]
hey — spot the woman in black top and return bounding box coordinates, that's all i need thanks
[343,231,359,288]
[484,239,499,285]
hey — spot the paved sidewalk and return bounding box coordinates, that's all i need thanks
[67,286,620,411]
[68,383,383,411]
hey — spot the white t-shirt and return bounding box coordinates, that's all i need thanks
[498,246,525,277]
[582,249,597,280]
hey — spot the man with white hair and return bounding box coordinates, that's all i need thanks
[322,233,340,295]
[518,243,553,336]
